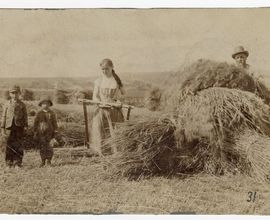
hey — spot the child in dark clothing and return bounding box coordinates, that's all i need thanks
[34,97,58,167]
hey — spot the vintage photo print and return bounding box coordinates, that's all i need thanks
[0,7,270,215]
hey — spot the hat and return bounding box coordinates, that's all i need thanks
[9,85,21,93]
[39,97,53,107]
[232,46,249,59]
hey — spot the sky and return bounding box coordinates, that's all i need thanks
[0,9,270,78]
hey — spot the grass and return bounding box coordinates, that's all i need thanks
[0,83,270,214]
[0,150,270,214]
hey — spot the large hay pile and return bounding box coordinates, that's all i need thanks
[21,89,34,101]
[54,89,69,104]
[235,130,270,182]
[18,122,86,150]
[174,88,270,179]
[161,59,270,110]
[103,60,270,182]
[144,87,162,111]
[69,89,93,104]
[103,117,177,179]
[103,88,270,181]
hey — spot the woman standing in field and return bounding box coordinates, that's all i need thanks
[91,59,125,155]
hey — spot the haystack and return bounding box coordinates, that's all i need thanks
[103,87,270,181]
[69,89,93,104]
[57,122,86,147]
[102,117,177,179]
[54,89,69,104]
[18,122,85,150]
[21,88,34,101]
[234,130,270,182]
[144,87,162,111]
[161,59,270,110]
[174,87,270,175]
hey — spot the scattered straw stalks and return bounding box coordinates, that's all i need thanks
[102,117,178,179]
[175,87,270,176]
[235,130,270,183]
[102,87,270,181]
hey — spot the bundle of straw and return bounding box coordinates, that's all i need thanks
[162,60,270,110]
[235,130,270,182]
[54,89,69,104]
[174,87,270,174]
[102,117,177,179]
[57,122,86,147]
[144,87,162,111]
[103,87,270,180]
[176,87,270,142]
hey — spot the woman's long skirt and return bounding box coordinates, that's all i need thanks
[91,106,124,155]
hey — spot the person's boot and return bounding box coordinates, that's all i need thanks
[5,160,13,169]
[14,159,23,168]
[40,159,46,167]
[47,159,52,167]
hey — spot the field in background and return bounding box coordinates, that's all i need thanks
[1,73,270,214]
[0,75,156,107]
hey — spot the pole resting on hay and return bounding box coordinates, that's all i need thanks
[82,102,90,148]
[78,99,134,148]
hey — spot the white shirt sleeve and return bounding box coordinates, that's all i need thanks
[92,78,101,101]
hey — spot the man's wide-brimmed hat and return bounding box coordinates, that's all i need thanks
[39,96,53,107]
[232,46,249,59]
[9,85,21,93]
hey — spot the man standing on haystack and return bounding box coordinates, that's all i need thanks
[1,85,28,168]
[232,45,257,77]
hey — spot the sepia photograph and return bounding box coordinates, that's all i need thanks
[0,7,270,215]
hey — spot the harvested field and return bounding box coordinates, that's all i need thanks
[0,150,269,214]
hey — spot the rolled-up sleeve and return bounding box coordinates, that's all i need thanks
[93,79,101,101]
[1,103,7,129]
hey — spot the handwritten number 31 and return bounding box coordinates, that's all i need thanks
[247,191,256,202]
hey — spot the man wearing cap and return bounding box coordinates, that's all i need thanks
[1,85,28,168]
[232,46,256,77]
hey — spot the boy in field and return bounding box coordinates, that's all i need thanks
[1,85,28,168]
[34,97,58,167]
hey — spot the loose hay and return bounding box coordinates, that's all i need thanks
[144,87,162,111]
[102,117,178,179]
[54,89,69,104]
[235,130,270,183]
[175,88,270,176]
[57,122,86,147]
[162,59,270,110]
[103,87,270,181]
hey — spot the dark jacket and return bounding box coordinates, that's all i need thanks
[33,109,58,135]
[1,99,28,129]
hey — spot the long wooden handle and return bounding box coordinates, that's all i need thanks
[126,106,132,120]
[78,99,134,109]
[82,102,90,148]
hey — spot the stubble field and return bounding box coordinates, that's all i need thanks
[0,149,269,214]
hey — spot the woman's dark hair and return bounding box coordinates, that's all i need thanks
[112,69,123,89]
[100,58,123,89]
